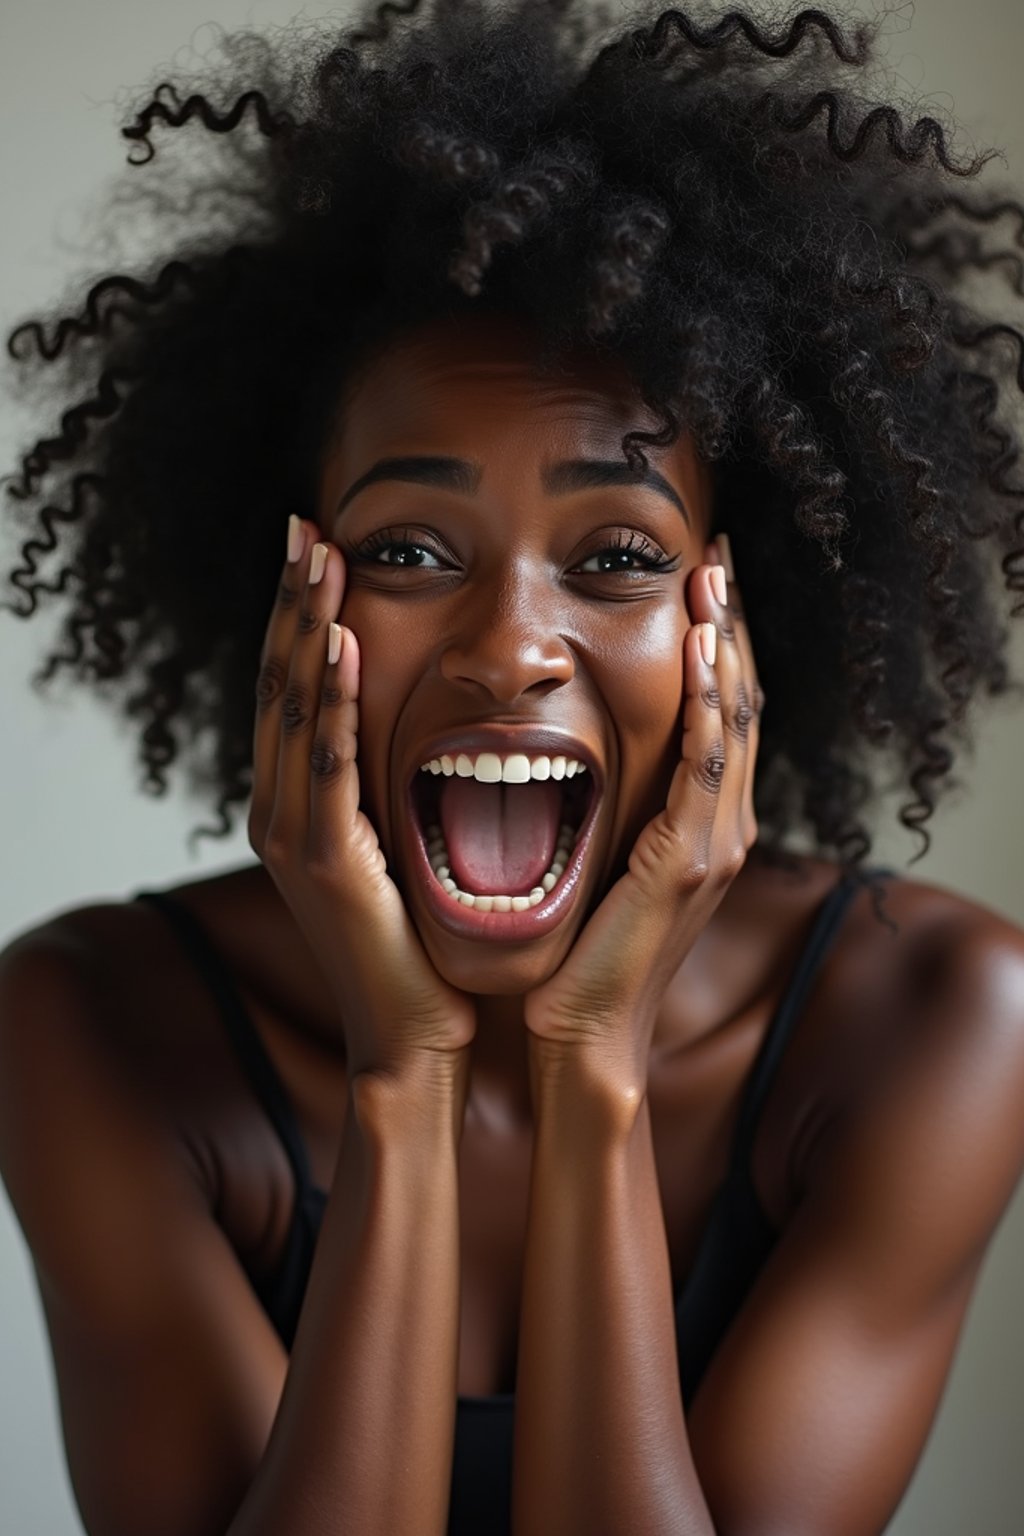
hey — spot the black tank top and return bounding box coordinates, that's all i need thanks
[133,865,893,1536]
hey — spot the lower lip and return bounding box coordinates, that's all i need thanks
[404,779,601,942]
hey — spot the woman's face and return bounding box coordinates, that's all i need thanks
[317,311,714,996]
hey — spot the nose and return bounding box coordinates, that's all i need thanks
[438,573,575,704]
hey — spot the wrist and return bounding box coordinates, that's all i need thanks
[350,1047,471,1147]
[527,1031,646,1139]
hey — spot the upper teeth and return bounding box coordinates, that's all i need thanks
[418,752,588,783]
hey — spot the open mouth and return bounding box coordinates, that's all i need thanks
[405,763,601,938]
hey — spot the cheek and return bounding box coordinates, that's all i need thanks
[596,599,687,750]
[340,596,428,825]
[588,602,687,878]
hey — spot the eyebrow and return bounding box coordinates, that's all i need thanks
[335,454,691,525]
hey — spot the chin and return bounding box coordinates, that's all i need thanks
[418,926,574,1000]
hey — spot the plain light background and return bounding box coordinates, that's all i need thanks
[2,1,1024,1531]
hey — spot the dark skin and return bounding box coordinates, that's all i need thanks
[292,309,760,1108]
[3,310,1024,1536]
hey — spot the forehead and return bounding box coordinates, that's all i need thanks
[331,313,713,527]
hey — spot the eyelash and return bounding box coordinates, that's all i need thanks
[349,526,679,575]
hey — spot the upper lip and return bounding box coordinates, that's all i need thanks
[411,726,604,790]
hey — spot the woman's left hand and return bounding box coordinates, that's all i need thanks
[523,536,764,1097]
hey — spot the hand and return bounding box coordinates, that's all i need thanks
[249,519,477,1081]
[523,537,764,1096]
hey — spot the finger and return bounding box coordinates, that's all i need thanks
[273,537,347,845]
[251,515,314,851]
[688,555,748,835]
[309,621,384,883]
[650,613,722,882]
[714,533,762,849]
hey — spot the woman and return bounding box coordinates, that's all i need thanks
[2,2,1024,1533]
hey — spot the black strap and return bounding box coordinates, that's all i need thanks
[729,866,896,1171]
[133,889,317,1197]
[135,866,895,1198]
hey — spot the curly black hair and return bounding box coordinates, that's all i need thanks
[4,0,1024,878]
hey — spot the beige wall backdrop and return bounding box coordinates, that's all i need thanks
[2,2,1023,1531]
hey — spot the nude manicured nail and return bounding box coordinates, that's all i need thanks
[328,622,342,666]
[287,514,303,563]
[710,564,727,606]
[699,623,717,666]
[309,543,328,584]
[716,532,735,583]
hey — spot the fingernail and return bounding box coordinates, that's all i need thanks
[716,532,735,583]
[699,622,717,666]
[710,564,727,606]
[287,514,303,563]
[309,543,328,584]
[327,622,342,666]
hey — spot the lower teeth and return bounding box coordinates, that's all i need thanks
[424,822,577,911]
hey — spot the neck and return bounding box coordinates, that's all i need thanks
[455,846,787,1131]
[247,846,785,1128]
[463,992,534,1132]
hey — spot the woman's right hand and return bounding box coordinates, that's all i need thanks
[249,516,478,1082]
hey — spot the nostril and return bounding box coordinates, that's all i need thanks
[438,637,576,695]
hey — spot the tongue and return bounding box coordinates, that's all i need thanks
[438,777,562,895]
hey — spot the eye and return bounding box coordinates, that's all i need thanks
[573,530,678,576]
[349,527,450,569]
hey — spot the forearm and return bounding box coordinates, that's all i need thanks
[512,1049,715,1536]
[229,1054,467,1536]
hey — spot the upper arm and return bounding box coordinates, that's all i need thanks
[0,930,289,1536]
[686,919,1024,1536]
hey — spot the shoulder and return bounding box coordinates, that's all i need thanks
[0,890,194,1084]
[0,862,267,1017]
[685,866,1024,1535]
[0,901,289,1536]
[743,850,1024,1067]
[761,852,1024,1037]
[0,875,258,1214]
[844,864,1024,1049]
[0,862,323,1199]
[0,881,217,1103]
[797,862,1024,1278]
[737,854,1024,1223]
[883,869,1024,1146]
[0,903,217,1327]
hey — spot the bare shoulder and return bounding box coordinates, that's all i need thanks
[0,889,160,1066]
[1,888,188,1074]
[890,863,1024,1124]
[742,848,1024,1067]
[841,862,1024,1047]
[0,866,268,1184]
[761,850,1024,1030]
[790,859,1024,1265]
[2,860,265,960]
[0,881,220,1159]
[883,867,1024,1127]
[0,889,289,1536]
[0,864,341,1219]
[0,861,268,1031]
[732,852,1024,1225]
[0,894,216,1327]
[684,864,1024,1536]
